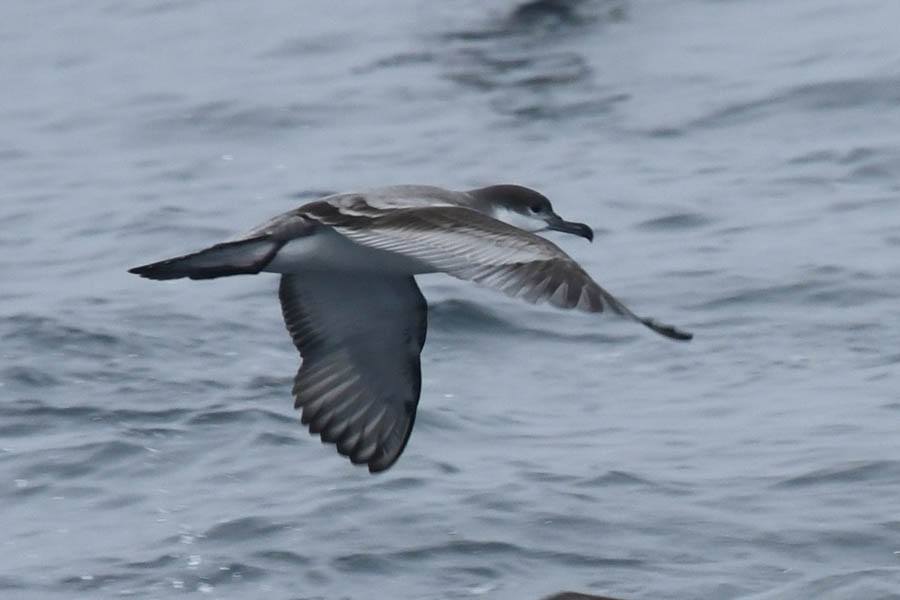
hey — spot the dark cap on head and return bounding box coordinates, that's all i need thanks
[468,184,553,212]
[468,184,594,242]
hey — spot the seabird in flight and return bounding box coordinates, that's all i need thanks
[130,184,692,472]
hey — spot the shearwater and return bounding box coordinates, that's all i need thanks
[130,184,692,473]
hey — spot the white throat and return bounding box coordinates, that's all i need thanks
[491,206,547,233]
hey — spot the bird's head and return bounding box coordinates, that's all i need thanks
[468,184,594,242]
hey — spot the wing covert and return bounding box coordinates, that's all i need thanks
[302,203,691,340]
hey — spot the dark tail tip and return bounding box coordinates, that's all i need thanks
[128,261,188,280]
[128,237,282,281]
[641,318,693,341]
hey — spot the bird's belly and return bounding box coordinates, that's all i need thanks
[264,230,435,275]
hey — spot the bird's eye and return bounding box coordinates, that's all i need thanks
[529,205,541,213]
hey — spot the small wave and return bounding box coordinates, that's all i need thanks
[490,92,627,121]
[251,549,313,567]
[542,593,630,600]
[17,440,148,481]
[203,517,288,542]
[198,561,267,584]
[58,572,133,592]
[576,470,655,488]
[690,276,891,311]
[434,3,630,125]
[186,407,296,427]
[447,49,591,91]
[242,374,293,394]
[378,539,643,570]
[332,553,393,574]
[634,212,713,232]
[761,567,900,599]
[140,100,328,142]
[372,475,427,492]
[427,298,626,345]
[788,146,900,184]
[0,575,25,591]
[1,313,129,356]
[124,554,179,570]
[687,76,900,132]
[353,52,436,75]
[0,398,192,426]
[253,431,300,447]
[428,299,519,332]
[1,365,61,389]
[773,459,900,488]
[829,195,900,213]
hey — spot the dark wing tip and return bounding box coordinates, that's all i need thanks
[641,318,693,341]
[367,457,397,474]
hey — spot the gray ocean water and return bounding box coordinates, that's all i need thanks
[2,1,899,598]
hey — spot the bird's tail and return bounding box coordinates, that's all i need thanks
[128,236,282,280]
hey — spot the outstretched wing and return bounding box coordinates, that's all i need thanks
[279,271,428,473]
[302,203,691,341]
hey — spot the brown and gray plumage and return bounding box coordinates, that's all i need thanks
[129,184,692,473]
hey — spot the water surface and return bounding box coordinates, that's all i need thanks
[2,1,899,598]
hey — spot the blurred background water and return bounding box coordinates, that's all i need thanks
[2,1,899,598]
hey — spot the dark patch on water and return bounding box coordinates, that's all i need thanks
[510,0,628,29]
[634,212,712,232]
[254,431,300,447]
[353,52,436,75]
[447,50,591,91]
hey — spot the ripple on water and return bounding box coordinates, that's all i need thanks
[764,567,900,600]
[690,276,893,311]
[186,407,296,427]
[139,100,324,142]
[2,314,124,353]
[0,398,192,437]
[687,76,900,131]
[575,470,656,488]
[16,440,148,481]
[434,5,632,125]
[203,516,288,542]
[772,459,900,489]
[1,365,62,389]
[427,299,519,333]
[447,49,591,91]
[0,575,26,592]
[250,549,313,567]
[633,212,713,232]
[386,540,643,570]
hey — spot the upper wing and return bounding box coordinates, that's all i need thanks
[303,203,692,340]
[279,271,427,473]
